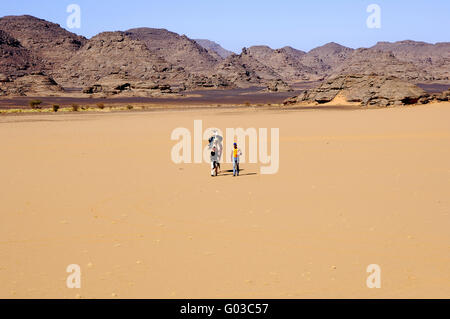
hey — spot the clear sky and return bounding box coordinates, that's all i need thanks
[1,0,449,53]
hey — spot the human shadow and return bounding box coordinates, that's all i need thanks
[216,169,257,177]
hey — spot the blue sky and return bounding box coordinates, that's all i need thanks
[1,0,449,53]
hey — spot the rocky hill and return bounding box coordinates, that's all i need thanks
[370,40,450,81]
[0,30,41,79]
[214,48,288,88]
[0,15,86,78]
[246,45,317,81]
[284,74,430,106]
[299,42,354,78]
[330,49,424,81]
[195,39,234,59]
[58,31,190,94]
[125,28,220,75]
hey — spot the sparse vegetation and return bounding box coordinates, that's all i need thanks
[96,103,105,110]
[52,104,60,112]
[29,100,43,109]
[71,104,79,112]
[244,101,251,107]
[127,105,134,110]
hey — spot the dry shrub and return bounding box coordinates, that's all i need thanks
[29,100,42,109]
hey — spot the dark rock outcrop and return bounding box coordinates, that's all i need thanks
[0,73,64,96]
[185,74,233,89]
[81,74,180,97]
[266,79,292,92]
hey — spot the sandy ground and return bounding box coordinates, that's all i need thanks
[0,103,449,299]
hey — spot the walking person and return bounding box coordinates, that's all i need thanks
[231,143,242,177]
[210,146,219,176]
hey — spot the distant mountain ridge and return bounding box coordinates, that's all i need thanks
[194,39,234,59]
[0,14,449,97]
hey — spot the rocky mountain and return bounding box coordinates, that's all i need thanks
[0,14,449,98]
[195,39,234,59]
[0,15,86,78]
[299,42,354,77]
[370,40,450,81]
[246,45,316,81]
[125,28,220,75]
[284,74,430,106]
[330,49,424,81]
[58,31,190,93]
[0,30,41,79]
[214,47,287,88]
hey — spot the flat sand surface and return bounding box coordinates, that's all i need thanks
[0,103,449,298]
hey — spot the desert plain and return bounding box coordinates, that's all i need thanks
[0,102,449,299]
